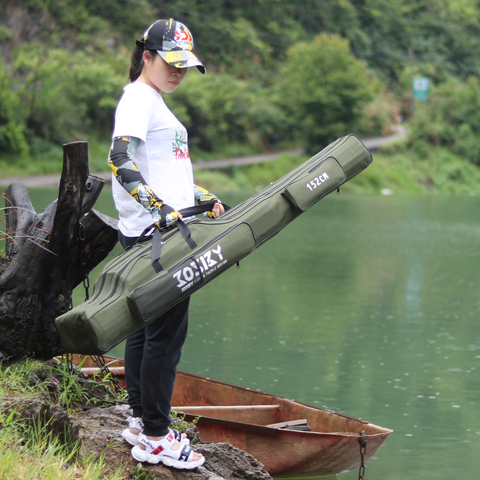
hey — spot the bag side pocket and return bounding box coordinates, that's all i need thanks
[282,156,346,211]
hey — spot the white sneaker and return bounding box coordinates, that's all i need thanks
[121,416,190,446]
[131,431,204,469]
[121,416,144,446]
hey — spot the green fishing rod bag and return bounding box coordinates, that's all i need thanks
[56,134,373,355]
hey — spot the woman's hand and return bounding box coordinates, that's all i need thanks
[212,201,225,218]
[155,202,182,230]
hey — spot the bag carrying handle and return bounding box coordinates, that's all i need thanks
[138,201,230,273]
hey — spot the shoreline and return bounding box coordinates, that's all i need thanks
[0,129,406,189]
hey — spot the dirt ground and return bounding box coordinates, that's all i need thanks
[2,395,272,480]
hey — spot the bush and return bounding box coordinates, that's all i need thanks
[360,145,480,195]
[408,75,480,166]
[273,33,378,154]
[0,42,128,161]
[13,46,80,147]
[0,59,29,156]
[64,50,129,138]
[359,89,401,137]
[166,72,287,153]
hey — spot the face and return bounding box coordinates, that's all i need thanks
[138,52,189,94]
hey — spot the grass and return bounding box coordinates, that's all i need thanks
[0,358,198,479]
[0,358,128,479]
[2,137,480,197]
[0,138,111,178]
[0,358,44,398]
[176,143,480,197]
[0,357,128,412]
[233,145,480,196]
[0,138,273,178]
[352,145,480,195]
[0,403,125,480]
[0,145,65,177]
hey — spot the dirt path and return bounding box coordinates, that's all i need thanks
[0,128,405,189]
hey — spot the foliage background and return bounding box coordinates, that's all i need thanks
[1,0,480,193]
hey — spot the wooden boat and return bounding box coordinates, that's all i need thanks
[76,355,392,477]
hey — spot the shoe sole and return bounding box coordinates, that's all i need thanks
[131,445,205,469]
[121,429,139,446]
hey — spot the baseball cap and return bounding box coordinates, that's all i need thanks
[136,19,206,74]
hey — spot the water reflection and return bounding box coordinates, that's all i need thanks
[20,188,480,479]
[179,194,480,480]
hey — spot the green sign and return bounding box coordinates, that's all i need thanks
[413,77,430,101]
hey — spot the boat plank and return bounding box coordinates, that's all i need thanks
[173,405,280,426]
[266,418,308,428]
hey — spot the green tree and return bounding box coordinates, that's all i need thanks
[63,50,129,138]
[167,71,287,153]
[0,59,29,156]
[13,46,76,147]
[408,75,480,165]
[274,33,377,153]
[349,0,480,88]
[5,41,128,154]
[154,0,299,82]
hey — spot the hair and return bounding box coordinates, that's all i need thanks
[129,45,158,82]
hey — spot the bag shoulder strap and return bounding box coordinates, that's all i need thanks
[149,201,230,273]
[178,200,230,217]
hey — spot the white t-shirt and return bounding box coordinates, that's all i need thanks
[112,82,194,237]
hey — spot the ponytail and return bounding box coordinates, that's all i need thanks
[129,45,159,82]
[129,44,144,82]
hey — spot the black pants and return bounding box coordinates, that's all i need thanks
[120,231,190,437]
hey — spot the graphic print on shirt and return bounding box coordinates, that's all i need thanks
[172,126,190,161]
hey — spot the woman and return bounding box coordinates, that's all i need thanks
[108,18,224,469]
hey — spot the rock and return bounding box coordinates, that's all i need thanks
[0,395,81,444]
[195,443,272,480]
[74,404,272,479]
[75,404,272,479]
[1,396,272,479]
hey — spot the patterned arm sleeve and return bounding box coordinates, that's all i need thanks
[109,136,178,229]
[193,184,219,218]
[194,184,218,204]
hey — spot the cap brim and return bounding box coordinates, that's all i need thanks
[158,50,206,74]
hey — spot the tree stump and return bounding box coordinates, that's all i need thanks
[0,142,118,362]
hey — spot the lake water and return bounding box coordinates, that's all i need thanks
[20,187,480,479]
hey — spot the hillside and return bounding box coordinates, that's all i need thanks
[1,0,480,192]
